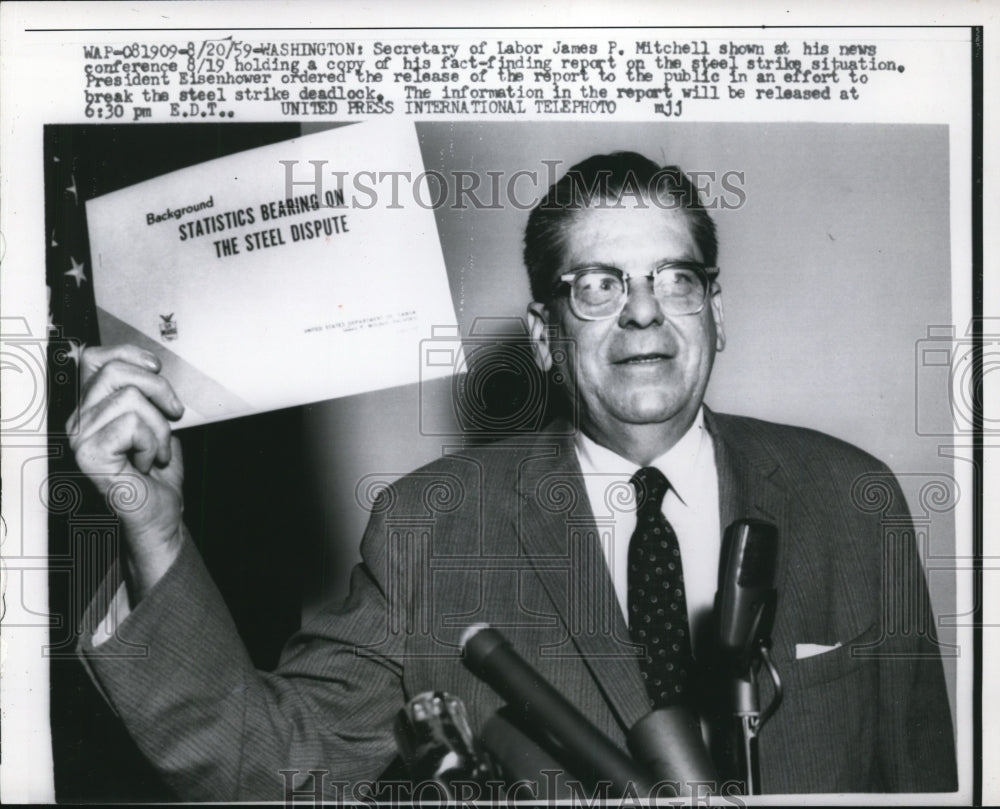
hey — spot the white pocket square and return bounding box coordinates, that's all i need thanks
[795,642,842,659]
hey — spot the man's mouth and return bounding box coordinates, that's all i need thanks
[614,352,672,365]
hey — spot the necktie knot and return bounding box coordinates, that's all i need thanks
[631,466,670,513]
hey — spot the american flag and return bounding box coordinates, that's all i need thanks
[45,131,99,429]
[44,128,115,661]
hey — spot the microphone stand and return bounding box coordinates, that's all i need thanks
[728,638,782,795]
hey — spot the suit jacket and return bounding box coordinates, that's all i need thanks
[79,410,957,799]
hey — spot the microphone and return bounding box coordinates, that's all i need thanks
[393,691,496,793]
[461,624,656,796]
[713,518,780,794]
[716,519,778,676]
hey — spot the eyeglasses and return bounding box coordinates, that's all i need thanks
[552,262,720,321]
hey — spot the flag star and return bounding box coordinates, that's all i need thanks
[53,155,61,162]
[51,229,58,248]
[47,286,58,334]
[66,173,78,205]
[65,341,86,366]
[65,256,87,288]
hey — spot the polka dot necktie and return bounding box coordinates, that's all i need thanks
[628,466,695,708]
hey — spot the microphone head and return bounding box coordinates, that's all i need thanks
[718,519,778,591]
[461,623,508,678]
[716,519,778,670]
[460,622,491,651]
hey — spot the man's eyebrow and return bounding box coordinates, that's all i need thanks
[654,257,705,268]
[565,261,622,272]
[565,256,704,273]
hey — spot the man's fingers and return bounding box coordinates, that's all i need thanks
[75,410,162,481]
[72,386,174,467]
[127,418,160,475]
[67,345,182,442]
[79,357,184,422]
[79,344,160,389]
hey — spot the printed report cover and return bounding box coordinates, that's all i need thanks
[86,120,461,427]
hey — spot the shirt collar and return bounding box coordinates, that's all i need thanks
[574,408,708,505]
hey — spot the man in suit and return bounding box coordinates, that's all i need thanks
[73,152,956,799]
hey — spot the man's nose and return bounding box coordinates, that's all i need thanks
[618,277,665,328]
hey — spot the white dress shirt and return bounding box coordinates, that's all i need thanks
[574,408,721,655]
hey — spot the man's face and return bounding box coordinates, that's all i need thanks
[529,200,725,447]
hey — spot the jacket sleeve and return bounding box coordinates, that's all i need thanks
[873,473,958,792]
[77,515,406,801]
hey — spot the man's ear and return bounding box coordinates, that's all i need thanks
[710,284,726,352]
[527,301,554,372]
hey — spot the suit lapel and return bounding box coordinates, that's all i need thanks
[514,427,652,732]
[707,410,788,530]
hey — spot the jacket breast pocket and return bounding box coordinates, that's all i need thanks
[783,623,880,689]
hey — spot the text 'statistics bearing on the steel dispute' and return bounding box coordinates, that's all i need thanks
[81,36,908,121]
